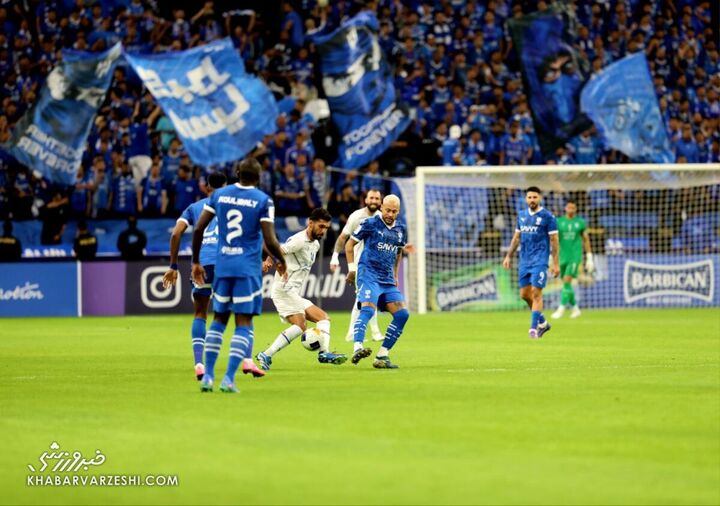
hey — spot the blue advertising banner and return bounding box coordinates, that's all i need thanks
[580,53,675,163]
[0,263,78,317]
[2,44,121,185]
[124,39,278,167]
[309,12,410,169]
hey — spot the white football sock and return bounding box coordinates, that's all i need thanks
[353,341,364,353]
[266,325,303,357]
[376,346,389,358]
[316,319,331,353]
[347,303,360,338]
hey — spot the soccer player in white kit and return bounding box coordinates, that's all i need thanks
[256,208,348,370]
[329,189,385,342]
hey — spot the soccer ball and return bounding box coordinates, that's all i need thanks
[301,328,325,352]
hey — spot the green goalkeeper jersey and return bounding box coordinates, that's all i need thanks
[557,215,586,263]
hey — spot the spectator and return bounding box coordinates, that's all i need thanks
[109,164,137,218]
[306,157,330,211]
[568,130,603,164]
[361,160,384,195]
[91,156,111,219]
[673,124,700,163]
[499,120,532,165]
[139,160,168,217]
[275,163,306,216]
[73,220,98,261]
[70,165,94,219]
[117,215,147,261]
[40,190,69,245]
[172,165,200,216]
[0,220,21,261]
[334,182,359,231]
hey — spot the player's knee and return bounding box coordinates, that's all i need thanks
[359,305,375,321]
[393,308,410,325]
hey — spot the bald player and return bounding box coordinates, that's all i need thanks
[344,195,410,369]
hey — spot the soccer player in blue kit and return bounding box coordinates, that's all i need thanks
[191,158,286,393]
[345,195,410,369]
[503,186,560,339]
[163,172,227,381]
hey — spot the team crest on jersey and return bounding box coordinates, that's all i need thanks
[397,230,403,242]
[536,217,542,225]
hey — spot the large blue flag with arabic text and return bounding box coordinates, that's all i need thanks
[124,38,278,166]
[2,44,121,185]
[580,53,675,163]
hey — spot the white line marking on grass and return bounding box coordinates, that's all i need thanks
[450,363,719,373]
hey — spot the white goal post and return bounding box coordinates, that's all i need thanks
[394,164,720,314]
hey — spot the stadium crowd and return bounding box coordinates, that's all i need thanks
[0,0,717,240]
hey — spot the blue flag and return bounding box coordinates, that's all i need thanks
[580,53,675,163]
[309,12,410,169]
[508,5,592,157]
[124,39,278,166]
[2,44,121,185]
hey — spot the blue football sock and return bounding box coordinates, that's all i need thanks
[531,311,541,330]
[204,321,226,380]
[353,306,375,344]
[381,308,409,352]
[225,325,253,383]
[191,318,206,364]
[538,312,546,325]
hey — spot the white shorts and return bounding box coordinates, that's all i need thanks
[271,288,314,322]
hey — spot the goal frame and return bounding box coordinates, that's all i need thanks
[413,163,720,314]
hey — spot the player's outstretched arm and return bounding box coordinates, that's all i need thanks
[191,209,213,285]
[330,232,350,272]
[345,237,359,284]
[503,231,521,269]
[163,220,188,288]
[261,221,286,277]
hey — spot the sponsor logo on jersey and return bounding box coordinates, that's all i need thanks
[519,225,539,233]
[624,259,714,303]
[435,272,498,310]
[377,242,399,253]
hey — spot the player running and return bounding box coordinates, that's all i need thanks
[345,195,410,369]
[552,200,594,319]
[329,189,385,342]
[191,158,286,393]
[163,172,227,381]
[256,208,347,370]
[503,186,559,339]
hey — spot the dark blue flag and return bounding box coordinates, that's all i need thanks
[2,44,121,185]
[508,5,592,157]
[124,38,278,167]
[309,12,410,169]
[580,53,675,163]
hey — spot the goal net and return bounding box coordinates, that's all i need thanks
[394,164,720,314]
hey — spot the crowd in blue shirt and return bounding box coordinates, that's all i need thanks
[0,0,717,228]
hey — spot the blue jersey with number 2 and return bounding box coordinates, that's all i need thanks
[204,183,274,279]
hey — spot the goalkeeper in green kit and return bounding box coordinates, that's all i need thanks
[552,200,594,319]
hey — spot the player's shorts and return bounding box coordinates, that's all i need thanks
[212,275,263,315]
[560,260,580,279]
[191,264,214,298]
[271,287,314,322]
[356,277,404,311]
[519,265,548,289]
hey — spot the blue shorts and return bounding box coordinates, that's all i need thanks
[519,265,548,289]
[356,277,404,311]
[212,275,263,315]
[191,264,214,298]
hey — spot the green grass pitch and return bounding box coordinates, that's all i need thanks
[1,308,719,505]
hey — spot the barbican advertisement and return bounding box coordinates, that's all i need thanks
[428,254,719,311]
